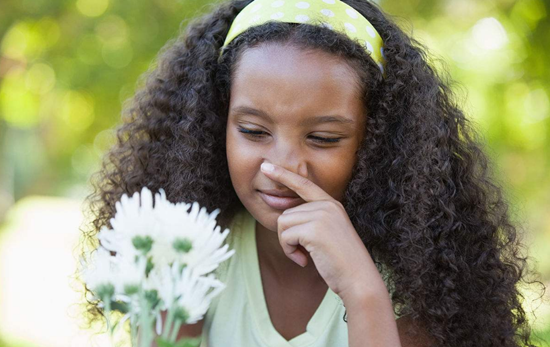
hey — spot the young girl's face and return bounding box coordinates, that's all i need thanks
[226,43,366,232]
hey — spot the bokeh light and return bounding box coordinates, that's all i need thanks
[76,0,110,18]
[472,17,508,50]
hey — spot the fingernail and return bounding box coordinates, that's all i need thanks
[261,163,274,173]
[291,254,306,267]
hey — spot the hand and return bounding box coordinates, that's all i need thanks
[260,162,385,303]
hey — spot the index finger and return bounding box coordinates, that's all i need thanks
[260,162,333,202]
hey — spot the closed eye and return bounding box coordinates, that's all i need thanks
[237,127,342,144]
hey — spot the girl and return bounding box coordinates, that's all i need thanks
[81,0,541,346]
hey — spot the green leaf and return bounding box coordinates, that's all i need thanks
[154,336,202,347]
[175,337,202,347]
[155,337,176,347]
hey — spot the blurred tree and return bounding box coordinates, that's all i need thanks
[0,0,222,202]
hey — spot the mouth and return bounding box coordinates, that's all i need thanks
[257,190,303,210]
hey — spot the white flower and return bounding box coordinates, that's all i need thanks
[153,201,236,276]
[172,265,226,324]
[113,256,147,296]
[97,187,161,261]
[81,247,118,300]
[147,262,181,310]
[81,186,236,343]
[146,260,226,324]
[183,224,235,276]
[98,187,235,276]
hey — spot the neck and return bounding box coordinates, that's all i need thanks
[255,220,324,287]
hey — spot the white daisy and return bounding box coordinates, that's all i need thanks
[172,266,226,324]
[82,186,235,343]
[81,247,118,300]
[97,187,160,261]
[113,255,147,296]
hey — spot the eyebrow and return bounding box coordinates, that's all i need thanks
[231,106,355,127]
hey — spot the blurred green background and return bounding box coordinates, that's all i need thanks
[0,0,548,346]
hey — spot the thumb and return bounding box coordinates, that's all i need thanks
[289,246,308,268]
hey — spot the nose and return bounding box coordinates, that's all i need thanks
[263,140,309,180]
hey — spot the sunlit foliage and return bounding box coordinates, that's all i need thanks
[0,0,548,342]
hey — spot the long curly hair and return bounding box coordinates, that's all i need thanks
[78,0,544,346]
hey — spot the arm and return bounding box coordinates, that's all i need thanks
[340,252,433,347]
[344,285,402,347]
[344,288,432,347]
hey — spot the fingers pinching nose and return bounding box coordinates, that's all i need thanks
[261,162,275,173]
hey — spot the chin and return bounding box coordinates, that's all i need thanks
[255,211,280,233]
[239,192,280,233]
[257,217,278,233]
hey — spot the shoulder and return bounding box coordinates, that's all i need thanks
[396,315,434,347]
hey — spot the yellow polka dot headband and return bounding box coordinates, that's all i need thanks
[220,0,386,77]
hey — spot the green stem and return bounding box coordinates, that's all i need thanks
[138,290,152,347]
[130,313,138,347]
[104,299,114,344]
[161,305,175,341]
[169,319,183,342]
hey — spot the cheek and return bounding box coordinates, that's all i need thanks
[318,152,357,199]
[226,128,260,192]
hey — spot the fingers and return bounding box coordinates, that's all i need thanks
[261,162,333,202]
[282,201,332,215]
[277,223,312,268]
[277,211,318,268]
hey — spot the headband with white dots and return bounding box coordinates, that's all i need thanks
[220,0,386,77]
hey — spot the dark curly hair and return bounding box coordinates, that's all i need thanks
[78,0,545,346]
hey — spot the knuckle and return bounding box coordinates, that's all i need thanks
[325,199,342,212]
[282,245,293,256]
[298,175,312,188]
[277,215,287,231]
[319,201,334,213]
[317,208,331,219]
[278,235,291,252]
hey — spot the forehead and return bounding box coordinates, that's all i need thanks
[229,43,365,125]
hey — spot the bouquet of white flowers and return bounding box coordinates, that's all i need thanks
[80,187,235,347]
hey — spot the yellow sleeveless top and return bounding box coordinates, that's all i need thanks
[200,207,350,347]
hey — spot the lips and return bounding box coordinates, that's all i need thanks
[259,189,299,198]
[258,190,303,210]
